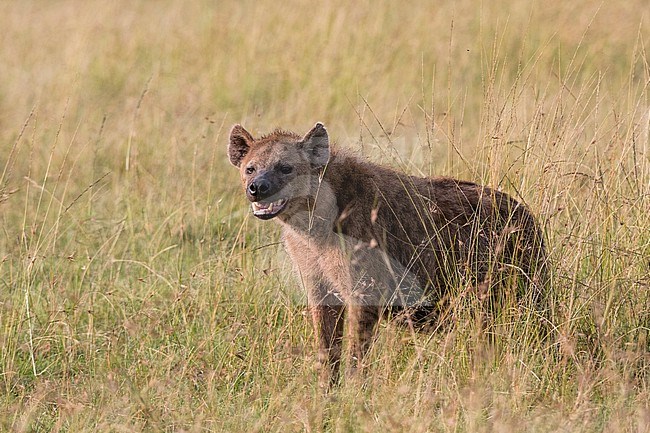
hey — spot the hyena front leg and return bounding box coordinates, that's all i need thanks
[307,281,345,389]
[344,244,391,378]
[346,300,379,378]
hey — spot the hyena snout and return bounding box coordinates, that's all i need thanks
[246,172,291,201]
[247,171,287,203]
[246,173,290,220]
[247,176,272,201]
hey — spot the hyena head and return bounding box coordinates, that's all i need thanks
[228,122,330,221]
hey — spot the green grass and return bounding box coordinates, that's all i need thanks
[1,1,649,431]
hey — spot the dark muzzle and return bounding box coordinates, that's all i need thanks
[246,175,275,202]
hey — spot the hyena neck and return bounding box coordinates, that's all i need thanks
[279,151,378,241]
[276,164,340,241]
[276,149,371,242]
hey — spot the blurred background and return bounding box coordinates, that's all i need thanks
[1,1,648,431]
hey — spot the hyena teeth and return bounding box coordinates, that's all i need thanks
[251,199,286,216]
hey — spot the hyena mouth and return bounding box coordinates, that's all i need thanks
[251,198,287,220]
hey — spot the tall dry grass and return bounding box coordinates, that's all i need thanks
[0,1,648,431]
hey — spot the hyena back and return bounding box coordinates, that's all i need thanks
[228,122,547,388]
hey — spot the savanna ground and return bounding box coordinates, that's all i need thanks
[1,1,649,431]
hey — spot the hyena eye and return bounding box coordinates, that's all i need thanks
[280,165,293,175]
[245,166,255,175]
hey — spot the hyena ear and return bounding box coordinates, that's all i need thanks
[300,122,330,167]
[228,124,254,167]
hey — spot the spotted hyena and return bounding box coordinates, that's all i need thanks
[228,122,547,388]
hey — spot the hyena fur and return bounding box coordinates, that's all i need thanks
[228,122,548,388]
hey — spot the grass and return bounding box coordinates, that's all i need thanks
[0,0,649,431]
